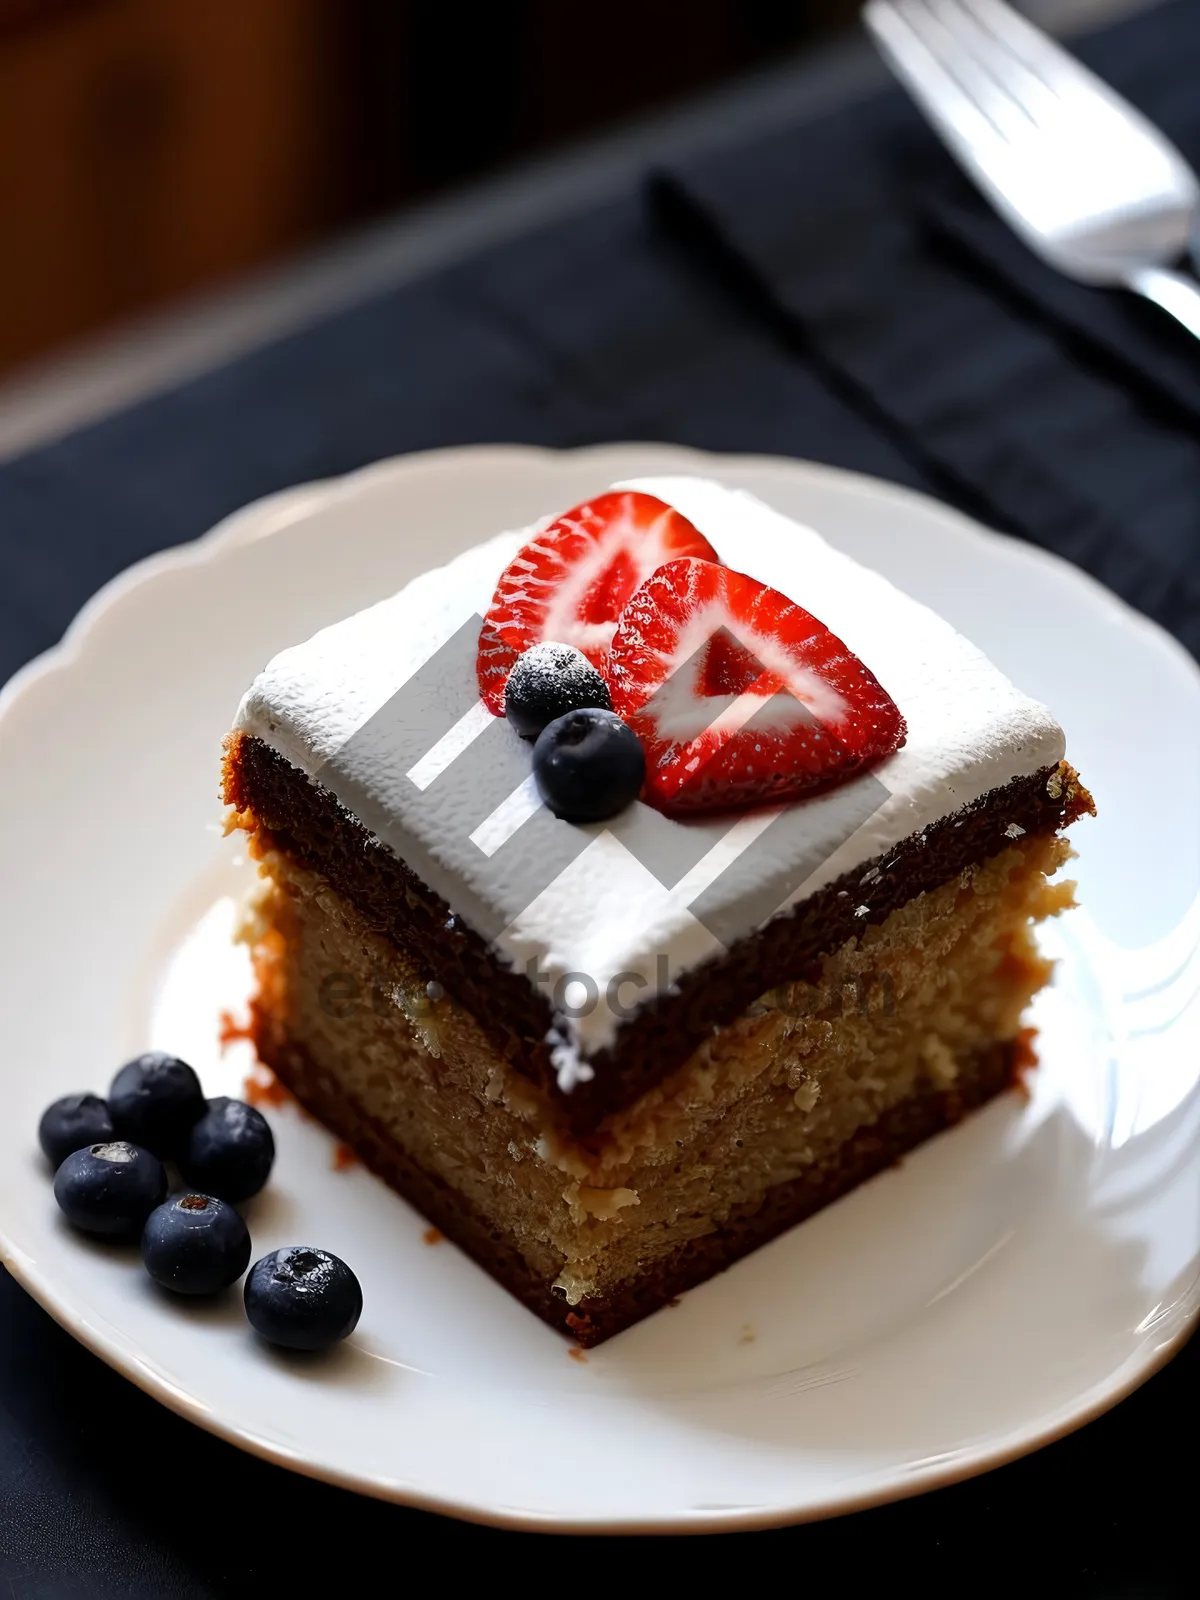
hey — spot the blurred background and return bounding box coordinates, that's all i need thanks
[0,0,1138,390]
[0,0,877,379]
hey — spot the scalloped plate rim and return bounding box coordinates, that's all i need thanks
[0,442,1196,1534]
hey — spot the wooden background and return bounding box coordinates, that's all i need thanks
[0,0,856,376]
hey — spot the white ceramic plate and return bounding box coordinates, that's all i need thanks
[0,444,1197,1534]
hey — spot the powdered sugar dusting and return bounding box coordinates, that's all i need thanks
[546,1026,595,1092]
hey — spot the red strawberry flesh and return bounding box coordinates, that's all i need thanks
[477,491,717,715]
[607,557,906,814]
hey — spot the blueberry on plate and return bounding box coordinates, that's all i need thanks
[181,1097,275,1204]
[108,1052,206,1157]
[38,1093,114,1169]
[244,1246,363,1352]
[141,1193,252,1295]
[53,1141,167,1239]
[532,706,645,822]
[503,641,612,739]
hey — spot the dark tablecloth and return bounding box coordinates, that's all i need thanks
[1,2,1196,1593]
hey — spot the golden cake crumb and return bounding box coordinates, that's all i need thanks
[243,1066,295,1110]
[218,1008,253,1050]
[237,827,1077,1340]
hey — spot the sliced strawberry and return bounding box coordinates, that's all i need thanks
[476,491,718,714]
[608,558,906,814]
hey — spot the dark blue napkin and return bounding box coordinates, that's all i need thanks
[652,0,1200,658]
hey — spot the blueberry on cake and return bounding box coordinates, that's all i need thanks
[223,476,1092,1345]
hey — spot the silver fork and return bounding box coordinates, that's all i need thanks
[863,0,1200,340]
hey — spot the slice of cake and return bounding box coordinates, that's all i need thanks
[223,475,1092,1345]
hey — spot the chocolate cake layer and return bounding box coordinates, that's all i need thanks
[224,731,1090,1132]
[252,1013,1017,1346]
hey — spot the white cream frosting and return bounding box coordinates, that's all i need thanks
[235,476,1064,1084]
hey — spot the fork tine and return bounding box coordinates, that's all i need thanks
[961,0,1200,178]
[891,0,1037,144]
[869,0,1200,291]
[920,0,1200,195]
[959,0,1117,98]
[863,0,1010,169]
[923,0,1060,128]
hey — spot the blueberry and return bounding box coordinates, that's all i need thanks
[53,1142,167,1239]
[38,1093,114,1169]
[181,1097,275,1204]
[141,1193,252,1295]
[504,641,612,739]
[532,707,645,822]
[244,1246,363,1352]
[108,1052,206,1157]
